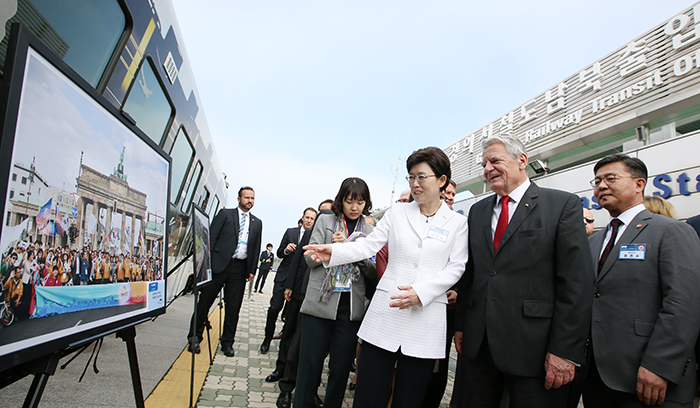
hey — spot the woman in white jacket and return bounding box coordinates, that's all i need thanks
[304,147,468,408]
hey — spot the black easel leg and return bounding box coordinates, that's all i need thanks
[22,353,60,408]
[117,326,145,408]
[204,319,213,364]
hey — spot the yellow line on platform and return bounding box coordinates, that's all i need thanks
[145,304,223,408]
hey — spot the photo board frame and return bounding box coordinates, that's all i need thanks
[0,25,171,373]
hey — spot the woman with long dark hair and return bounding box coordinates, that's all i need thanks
[294,177,377,408]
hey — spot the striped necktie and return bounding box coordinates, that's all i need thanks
[233,212,247,259]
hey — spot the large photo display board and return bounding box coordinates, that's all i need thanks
[0,27,170,371]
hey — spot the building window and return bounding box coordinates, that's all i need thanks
[169,128,194,204]
[12,173,16,181]
[9,190,14,199]
[6,212,10,226]
[21,177,27,185]
[122,57,174,145]
[0,0,126,87]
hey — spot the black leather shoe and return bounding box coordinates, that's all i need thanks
[260,339,271,354]
[276,391,291,408]
[187,342,200,354]
[266,370,283,382]
[222,344,235,357]
[314,394,324,408]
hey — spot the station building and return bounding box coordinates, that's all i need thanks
[448,2,700,230]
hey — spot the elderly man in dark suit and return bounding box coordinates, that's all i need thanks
[583,154,700,408]
[454,135,593,407]
[255,243,275,293]
[188,186,262,357]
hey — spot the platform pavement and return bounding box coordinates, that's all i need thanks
[189,289,458,408]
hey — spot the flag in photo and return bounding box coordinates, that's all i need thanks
[55,206,66,235]
[36,198,52,228]
[40,221,55,237]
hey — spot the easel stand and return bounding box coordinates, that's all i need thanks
[116,326,145,408]
[21,326,145,408]
[188,286,216,408]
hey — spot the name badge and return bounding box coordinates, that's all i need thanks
[619,244,646,260]
[427,226,449,243]
[334,270,351,292]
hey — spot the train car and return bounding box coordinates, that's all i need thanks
[0,0,227,305]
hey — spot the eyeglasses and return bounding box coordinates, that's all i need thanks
[584,217,595,224]
[589,174,637,188]
[406,174,436,184]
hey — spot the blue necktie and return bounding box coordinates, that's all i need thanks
[233,213,247,259]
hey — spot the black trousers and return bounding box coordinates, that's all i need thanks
[254,269,269,291]
[189,258,247,346]
[459,336,569,408]
[352,341,435,408]
[275,297,302,374]
[264,280,287,340]
[294,294,359,408]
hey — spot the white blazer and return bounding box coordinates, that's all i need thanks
[328,201,468,359]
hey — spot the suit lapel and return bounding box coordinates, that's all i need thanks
[427,202,455,230]
[405,202,425,239]
[481,196,497,257]
[495,183,538,254]
[597,210,651,281]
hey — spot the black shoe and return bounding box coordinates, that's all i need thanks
[276,391,292,408]
[260,339,271,354]
[222,344,235,357]
[187,342,201,354]
[266,369,283,382]
[314,394,324,408]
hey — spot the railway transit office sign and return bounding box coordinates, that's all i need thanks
[446,3,700,185]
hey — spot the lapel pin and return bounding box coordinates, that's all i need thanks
[525,203,529,207]
[636,224,641,228]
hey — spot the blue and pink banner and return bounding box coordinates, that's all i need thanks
[32,282,148,318]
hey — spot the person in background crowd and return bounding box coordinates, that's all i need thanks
[188,186,263,357]
[305,148,467,408]
[4,266,23,311]
[454,135,593,408]
[262,208,317,356]
[583,154,700,408]
[295,178,376,408]
[45,265,61,287]
[643,195,677,219]
[443,180,457,209]
[1,252,18,287]
[255,243,275,293]
[276,200,333,408]
[584,207,596,237]
[396,190,411,204]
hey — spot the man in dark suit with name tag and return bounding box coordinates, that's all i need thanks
[188,186,262,357]
[583,154,700,408]
[454,134,593,407]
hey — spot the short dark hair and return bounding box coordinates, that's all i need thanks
[303,207,317,216]
[331,177,372,217]
[406,147,452,191]
[593,154,647,180]
[238,186,254,197]
[266,243,273,248]
[318,199,334,210]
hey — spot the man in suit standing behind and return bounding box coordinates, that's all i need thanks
[255,243,275,293]
[583,154,700,407]
[454,135,593,407]
[261,208,317,355]
[188,186,262,357]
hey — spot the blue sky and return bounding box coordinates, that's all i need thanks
[169,0,694,252]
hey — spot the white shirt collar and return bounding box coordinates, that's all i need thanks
[498,178,531,204]
[609,202,645,226]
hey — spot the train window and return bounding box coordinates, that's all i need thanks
[208,195,219,220]
[122,57,174,145]
[0,0,126,87]
[180,161,202,213]
[169,127,194,204]
[200,187,210,211]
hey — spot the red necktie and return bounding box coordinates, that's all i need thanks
[494,196,510,251]
[598,218,623,274]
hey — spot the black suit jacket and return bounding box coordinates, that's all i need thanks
[687,214,700,241]
[285,209,333,300]
[456,182,593,377]
[209,207,262,277]
[275,226,301,283]
[259,250,274,272]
